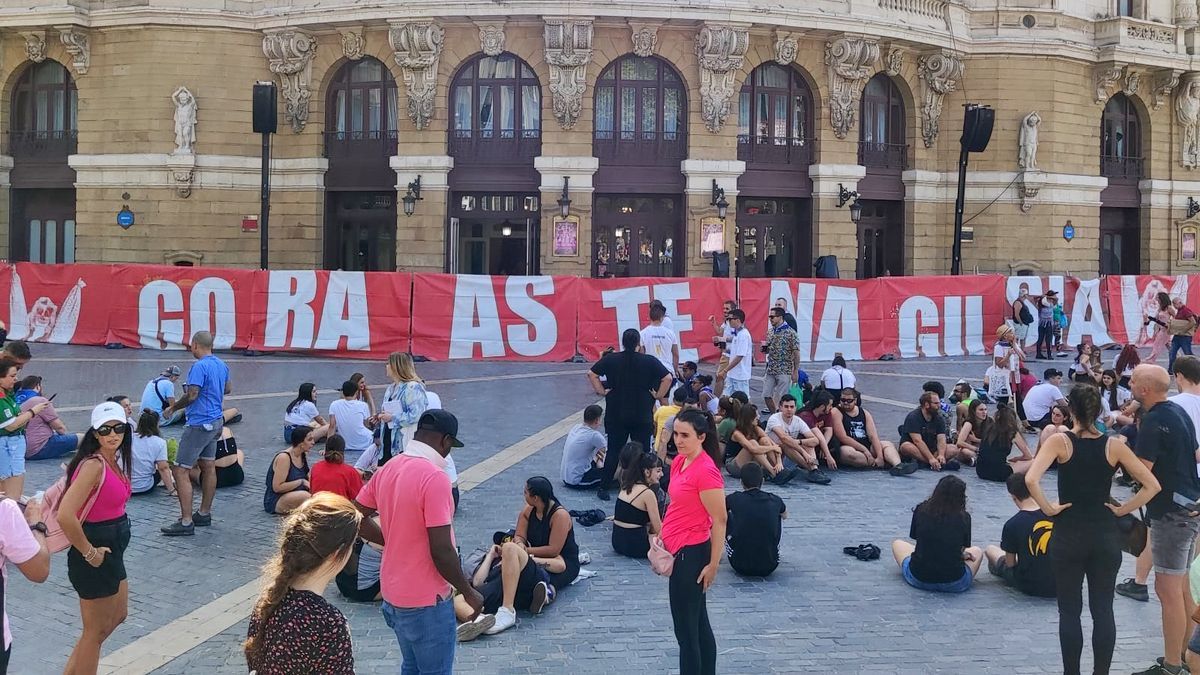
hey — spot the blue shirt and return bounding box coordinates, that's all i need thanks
[139,377,175,415]
[184,355,229,426]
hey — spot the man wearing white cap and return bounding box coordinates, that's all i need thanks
[140,365,183,426]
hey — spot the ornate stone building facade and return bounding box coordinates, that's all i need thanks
[3,0,1199,278]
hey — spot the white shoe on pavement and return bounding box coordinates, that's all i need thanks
[457,614,496,642]
[485,606,516,635]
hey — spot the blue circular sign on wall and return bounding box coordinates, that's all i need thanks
[117,207,134,229]
[1062,223,1075,242]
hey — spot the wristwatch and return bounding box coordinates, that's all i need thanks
[29,522,48,536]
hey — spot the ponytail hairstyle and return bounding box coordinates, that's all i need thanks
[135,408,161,439]
[324,434,346,464]
[717,395,741,422]
[620,451,660,493]
[1067,384,1101,434]
[675,408,722,467]
[286,383,316,415]
[525,476,560,512]
[244,493,361,670]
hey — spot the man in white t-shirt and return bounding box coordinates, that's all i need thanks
[1022,368,1066,428]
[766,394,829,484]
[639,304,679,387]
[709,300,737,397]
[720,309,753,396]
[329,380,376,452]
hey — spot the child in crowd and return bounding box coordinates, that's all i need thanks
[984,472,1056,598]
[310,435,364,502]
[891,475,982,593]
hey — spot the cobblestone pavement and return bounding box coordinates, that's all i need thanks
[5,345,1166,674]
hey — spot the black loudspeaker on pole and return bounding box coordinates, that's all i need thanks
[253,81,278,270]
[952,104,994,275]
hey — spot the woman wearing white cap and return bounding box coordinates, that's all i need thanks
[57,401,133,675]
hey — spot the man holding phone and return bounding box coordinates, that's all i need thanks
[19,381,81,461]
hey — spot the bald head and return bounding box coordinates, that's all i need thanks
[190,330,214,357]
[1130,363,1170,402]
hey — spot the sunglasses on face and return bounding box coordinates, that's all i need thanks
[840,398,855,404]
[96,423,128,437]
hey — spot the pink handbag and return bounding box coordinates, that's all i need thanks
[42,457,106,554]
[648,536,675,576]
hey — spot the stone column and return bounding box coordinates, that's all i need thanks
[809,163,865,279]
[391,155,453,272]
[535,155,599,275]
[681,159,745,277]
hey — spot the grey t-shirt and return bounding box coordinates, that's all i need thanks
[560,423,607,485]
[358,543,382,591]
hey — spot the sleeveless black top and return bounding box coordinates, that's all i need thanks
[1056,432,1117,528]
[614,487,652,526]
[528,502,580,587]
[839,407,870,444]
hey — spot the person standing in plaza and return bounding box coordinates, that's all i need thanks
[762,306,799,414]
[161,331,230,536]
[588,328,672,501]
[640,304,680,395]
[0,490,49,671]
[660,408,726,675]
[708,300,736,396]
[140,365,184,426]
[1025,383,1159,675]
[354,410,483,674]
[0,357,47,500]
[1168,296,1196,374]
[773,297,798,332]
[375,352,428,465]
[1011,284,1036,351]
[1147,292,1175,365]
[1034,290,1058,360]
[717,309,752,398]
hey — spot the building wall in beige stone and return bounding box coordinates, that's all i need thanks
[539,192,592,276]
[395,191,447,273]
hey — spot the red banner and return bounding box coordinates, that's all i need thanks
[410,274,577,361]
[576,277,733,363]
[2,263,114,347]
[740,278,884,361]
[876,275,1006,359]
[107,264,257,351]
[1102,275,1193,347]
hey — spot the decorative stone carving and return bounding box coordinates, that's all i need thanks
[885,47,904,76]
[1153,69,1182,110]
[1177,0,1199,30]
[1018,111,1040,171]
[20,32,46,63]
[57,27,89,75]
[262,29,317,133]
[630,22,658,58]
[917,51,963,148]
[825,36,880,139]
[695,23,749,133]
[167,155,195,199]
[1095,64,1125,103]
[1017,171,1045,214]
[389,21,445,131]
[340,29,366,61]
[774,31,798,65]
[171,86,197,155]
[1124,69,1142,96]
[1178,74,1200,169]
[544,18,593,130]
[477,22,505,57]
[1128,24,1176,43]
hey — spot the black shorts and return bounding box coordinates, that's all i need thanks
[335,571,381,603]
[480,557,549,614]
[67,515,131,600]
[215,462,244,488]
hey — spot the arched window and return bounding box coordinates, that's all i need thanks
[9,60,77,157]
[737,63,814,165]
[449,53,541,161]
[593,55,686,165]
[859,74,906,170]
[1100,93,1143,180]
[325,58,398,151]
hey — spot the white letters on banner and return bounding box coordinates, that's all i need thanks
[772,281,862,362]
[897,295,985,358]
[263,271,370,350]
[137,277,236,350]
[504,277,558,357]
[600,283,699,363]
[1065,278,1114,346]
[1113,275,1187,347]
[449,276,558,359]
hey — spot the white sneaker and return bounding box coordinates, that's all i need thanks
[456,614,495,642]
[485,606,516,635]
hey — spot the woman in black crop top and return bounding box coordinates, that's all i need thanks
[1025,384,1159,675]
[613,452,664,558]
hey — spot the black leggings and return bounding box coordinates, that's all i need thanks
[601,418,653,489]
[1050,522,1121,675]
[669,541,716,675]
[1036,321,1054,356]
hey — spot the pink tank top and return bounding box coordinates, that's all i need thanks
[71,460,131,523]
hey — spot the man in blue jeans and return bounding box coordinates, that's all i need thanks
[1169,297,1196,375]
[161,331,230,537]
[355,410,483,674]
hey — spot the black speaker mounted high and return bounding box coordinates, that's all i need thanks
[253,81,278,134]
[813,255,839,279]
[961,105,994,153]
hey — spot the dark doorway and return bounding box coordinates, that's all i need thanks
[11,188,75,263]
[449,192,540,275]
[592,195,681,278]
[1099,207,1140,275]
[323,191,397,271]
[737,197,811,277]
[855,199,904,279]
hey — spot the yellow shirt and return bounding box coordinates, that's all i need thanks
[653,404,681,444]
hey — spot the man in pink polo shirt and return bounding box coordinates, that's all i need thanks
[356,409,482,674]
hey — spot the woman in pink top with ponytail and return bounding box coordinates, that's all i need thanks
[56,401,133,675]
[659,408,727,675]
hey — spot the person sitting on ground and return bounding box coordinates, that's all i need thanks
[694,374,718,415]
[612,451,664,559]
[724,403,795,485]
[653,386,685,446]
[768,393,832,484]
[1098,369,1134,428]
[1071,343,1103,384]
[187,426,245,489]
[477,477,580,635]
[820,354,855,395]
[956,400,990,457]
[1114,343,1140,389]
[283,383,330,444]
[950,379,978,432]
[1,341,30,368]
[891,475,983,593]
[560,404,607,490]
[264,427,313,515]
[19,375,83,460]
[923,381,957,444]
[335,521,384,603]
[984,472,1056,598]
[349,372,376,416]
[1035,404,1072,454]
[106,394,135,424]
[976,405,1034,482]
[716,396,740,438]
[898,391,959,471]
[677,361,700,404]
[141,365,185,426]
[310,435,364,502]
[831,388,917,476]
[328,381,375,455]
[130,409,176,496]
[799,389,837,464]
[725,463,787,578]
[1023,368,1067,429]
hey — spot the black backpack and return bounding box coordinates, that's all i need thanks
[1018,304,1034,325]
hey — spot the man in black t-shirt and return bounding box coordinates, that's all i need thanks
[897,392,957,471]
[587,328,672,501]
[985,472,1055,598]
[1130,364,1200,675]
[725,463,786,577]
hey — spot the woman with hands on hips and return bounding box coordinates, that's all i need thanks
[1024,383,1159,675]
[57,402,134,675]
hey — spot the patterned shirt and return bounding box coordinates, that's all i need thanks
[246,589,354,675]
[765,324,799,375]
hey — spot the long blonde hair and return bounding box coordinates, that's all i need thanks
[244,493,362,668]
[387,351,422,383]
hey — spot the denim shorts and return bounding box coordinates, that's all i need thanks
[902,556,972,593]
[726,378,750,396]
[1150,510,1200,575]
[0,435,27,479]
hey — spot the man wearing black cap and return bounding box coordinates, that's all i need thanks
[1022,368,1066,429]
[1034,290,1059,360]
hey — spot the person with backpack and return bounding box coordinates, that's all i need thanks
[140,365,183,426]
[1012,284,1036,350]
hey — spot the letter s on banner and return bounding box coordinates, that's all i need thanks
[505,276,559,357]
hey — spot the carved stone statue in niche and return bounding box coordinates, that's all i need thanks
[1018,111,1040,171]
[172,86,197,154]
[1179,77,1200,169]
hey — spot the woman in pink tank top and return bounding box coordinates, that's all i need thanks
[56,401,133,675]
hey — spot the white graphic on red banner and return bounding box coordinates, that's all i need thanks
[8,268,85,344]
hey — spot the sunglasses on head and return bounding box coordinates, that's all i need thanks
[95,422,128,437]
